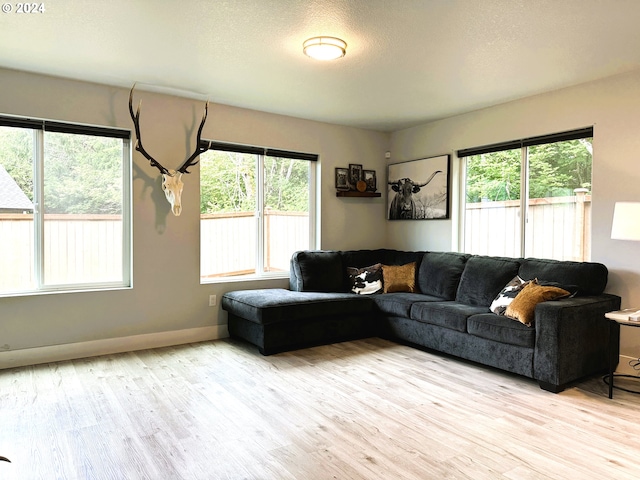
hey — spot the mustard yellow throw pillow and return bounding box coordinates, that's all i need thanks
[505,282,570,326]
[382,262,416,293]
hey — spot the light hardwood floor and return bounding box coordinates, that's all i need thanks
[1,337,639,480]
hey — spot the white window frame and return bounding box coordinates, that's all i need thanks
[457,127,593,259]
[0,114,132,295]
[200,142,317,283]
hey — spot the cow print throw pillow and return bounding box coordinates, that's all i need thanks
[347,263,384,295]
[490,275,532,315]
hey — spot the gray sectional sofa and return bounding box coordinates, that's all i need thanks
[222,249,621,393]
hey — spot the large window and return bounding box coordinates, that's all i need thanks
[459,127,593,261]
[0,116,131,294]
[200,142,316,280]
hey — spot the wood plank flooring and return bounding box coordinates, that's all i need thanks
[1,337,639,479]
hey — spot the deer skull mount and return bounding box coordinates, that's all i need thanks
[128,85,210,216]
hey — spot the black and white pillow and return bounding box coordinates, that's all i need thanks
[490,276,531,315]
[347,263,383,295]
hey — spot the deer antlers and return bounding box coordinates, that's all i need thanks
[128,84,210,176]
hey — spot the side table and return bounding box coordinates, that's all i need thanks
[604,313,640,399]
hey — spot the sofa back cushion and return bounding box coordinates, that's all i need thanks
[456,256,522,306]
[340,249,392,271]
[518,258,608,296]
[289,250,343,292]
[379,250,427,267]
[418,251,470,299]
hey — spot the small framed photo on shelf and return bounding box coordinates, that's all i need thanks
[349,164,363,188]
[363,170,377,192]
[335,167,350,190]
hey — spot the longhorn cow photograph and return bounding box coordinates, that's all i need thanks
[387,154,450,220]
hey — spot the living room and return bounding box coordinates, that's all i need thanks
[1,1,640,478]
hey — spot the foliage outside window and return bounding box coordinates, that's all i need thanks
[460,129,593,261]
[0,118,131,294]
[200,143,316,280]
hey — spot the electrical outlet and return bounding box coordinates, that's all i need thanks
[209,295,217,307]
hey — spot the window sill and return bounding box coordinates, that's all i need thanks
[0,284,132,299]
[200,271,290,285]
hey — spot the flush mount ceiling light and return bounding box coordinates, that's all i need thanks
[303,36,347,60]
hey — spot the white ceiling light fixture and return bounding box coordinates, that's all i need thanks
[303,36,347,60]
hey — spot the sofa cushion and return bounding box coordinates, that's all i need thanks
[467,313,536,348]
[410,301,489,332]
[340,249,425,269]
[518,258,608,296]
[456,256,522,306]
[290,250,343,292]
[417,251,470,299]
[372,292,441,318]
[222,289,373,325]
[382,262,416,293]
[340,249,392,270]
[380,250,427,267]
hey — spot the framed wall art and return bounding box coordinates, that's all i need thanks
[335,167,349,190]
[387,154,450,220]
[349,163,363,187]
[363,170,377,192]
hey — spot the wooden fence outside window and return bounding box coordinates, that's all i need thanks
[0,210,309,289]
[465,191,591,261]
[0,194,589,291]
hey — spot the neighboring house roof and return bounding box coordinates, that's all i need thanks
[0,164,33,211]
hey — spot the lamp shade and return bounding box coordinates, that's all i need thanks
[611,202,640,240]
[303,36,347,60]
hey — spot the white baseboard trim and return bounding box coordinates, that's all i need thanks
[0,324,229,370]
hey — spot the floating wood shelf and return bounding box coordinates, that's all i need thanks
[336,190,381,198]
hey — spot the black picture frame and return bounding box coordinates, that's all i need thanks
[335,167,349,190]
[348,164,363,189]
[387,154,450,220]
[363,169,377,192]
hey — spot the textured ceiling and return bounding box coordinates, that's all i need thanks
[2,0,640,131]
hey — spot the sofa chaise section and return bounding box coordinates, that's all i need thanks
[222,288,376,355]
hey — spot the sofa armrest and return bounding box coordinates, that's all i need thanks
[533,293,621,388]
[289,250,344,292]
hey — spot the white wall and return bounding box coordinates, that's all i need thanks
[0,68,389,366]
[390,69,640,363]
